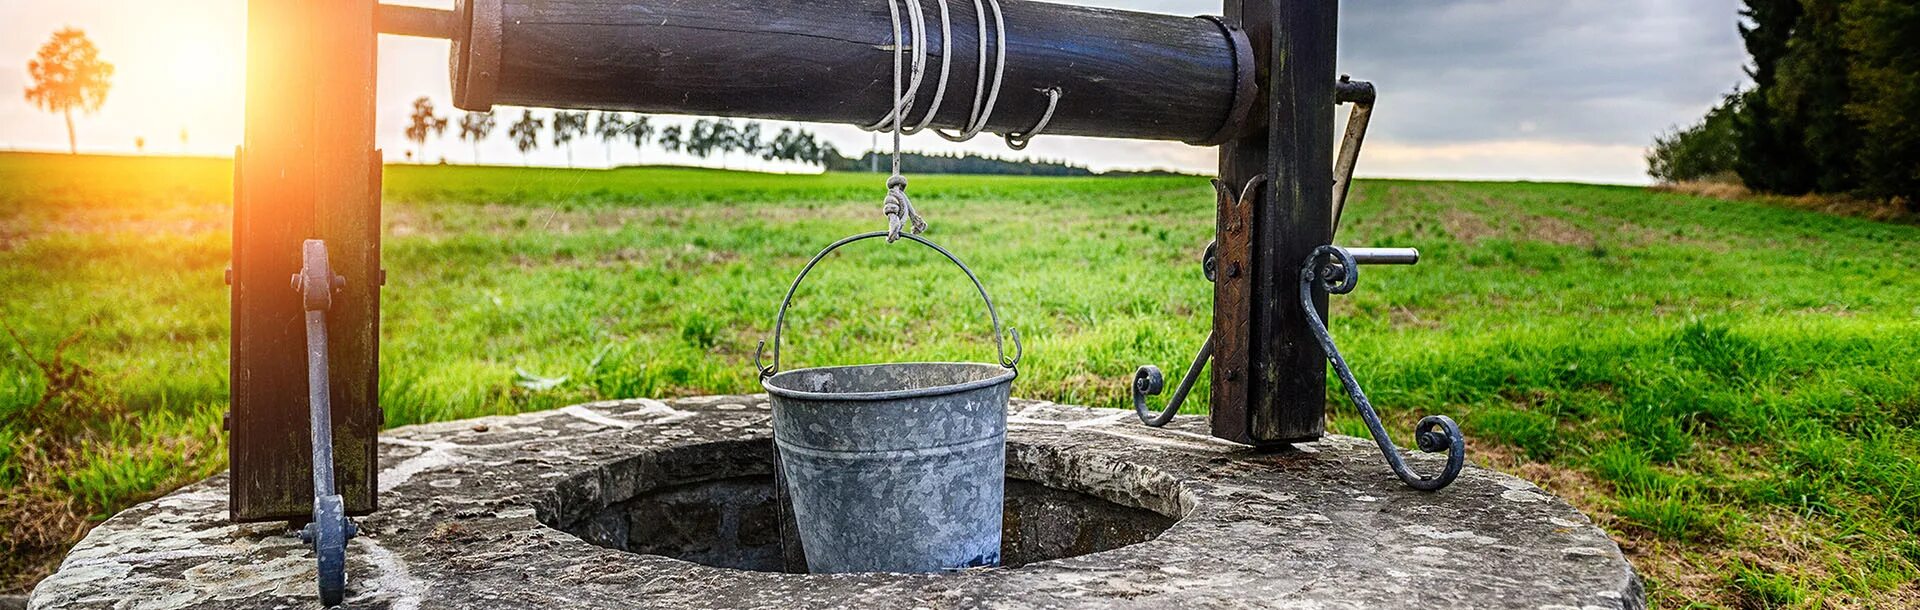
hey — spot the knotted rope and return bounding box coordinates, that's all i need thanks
[871,0,935,242]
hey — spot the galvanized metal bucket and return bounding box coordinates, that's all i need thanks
[756,232,1022,574]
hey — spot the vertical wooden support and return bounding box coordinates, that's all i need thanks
[1213,0,1336,446]
[231,0,381,521]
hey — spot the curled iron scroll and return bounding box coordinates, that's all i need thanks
[1301,245,1465,491]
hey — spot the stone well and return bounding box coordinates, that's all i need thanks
[31,395,1643,609]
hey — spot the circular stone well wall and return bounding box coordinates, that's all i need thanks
[30,395,1645,609]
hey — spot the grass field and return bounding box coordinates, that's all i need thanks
[3,152,1918,607]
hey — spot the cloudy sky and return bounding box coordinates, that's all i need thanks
[1,0,1747,184]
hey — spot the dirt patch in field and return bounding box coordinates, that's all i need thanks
[1653,181,1918,225]
[0,477,91,593]
[1519,214,1596,248]
[1,207,230,239]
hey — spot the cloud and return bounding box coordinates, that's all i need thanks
[1337,0,1748,147]
[1359,138,1651,185]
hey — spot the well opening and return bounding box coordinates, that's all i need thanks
[535,438,1189,573]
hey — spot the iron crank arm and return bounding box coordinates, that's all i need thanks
[1333,76,1376,233]
[294,240,356,606]
[1301,245,1465,491]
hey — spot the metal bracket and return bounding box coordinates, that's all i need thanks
[293,239,356,606]
[1133,178,1260,427]
[1300,245,1465,491]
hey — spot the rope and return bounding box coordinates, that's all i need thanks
[865,0,1062,239]
[870,0,933,242]
[936,0,1007,142]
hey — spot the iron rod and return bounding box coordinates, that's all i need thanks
[1346,247,1419,265]
[375,4,456,39]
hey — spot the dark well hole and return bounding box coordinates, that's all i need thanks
[536,438,1188,573]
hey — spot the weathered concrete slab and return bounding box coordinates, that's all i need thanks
[31,396,1643,609]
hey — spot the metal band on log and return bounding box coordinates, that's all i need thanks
[436,0,1253,144]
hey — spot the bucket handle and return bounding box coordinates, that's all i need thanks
[756,231,1022,378]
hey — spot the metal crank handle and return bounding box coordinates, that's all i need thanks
[1332,76,1377,236]
[1133,333,1213,427]
[1346,247,1419,266]
[294,239,355,606]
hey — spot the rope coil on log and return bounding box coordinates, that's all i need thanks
[936,0,1008,143]
[866,0,1066,239]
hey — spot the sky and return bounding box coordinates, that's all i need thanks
[0,0,1749,184]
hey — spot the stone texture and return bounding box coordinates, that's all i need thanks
[31,395,1644,609]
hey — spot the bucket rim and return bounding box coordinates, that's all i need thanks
[762,361,1015,402]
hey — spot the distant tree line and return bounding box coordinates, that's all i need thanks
[1649,0,1918,210]
[404,96,839,169]
[827,151,1094,176]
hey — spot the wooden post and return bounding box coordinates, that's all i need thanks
[231,0,382,522]
[1213,0,1336,446]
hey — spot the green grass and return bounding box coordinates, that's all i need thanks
[2,152,1918,607]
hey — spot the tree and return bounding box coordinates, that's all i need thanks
[686,119,717,160]
[737,121,764,166]
[25,28,114,155]
[551,111,589,167]
[657,125,684,155]
[1734,0,1813,194]
[1842,0,1920,207]
[508,109,544,166]
[710,119,737,164]
[764,128,798,162]
[1648,91,1744,184]
[1771,0,1858,193]
[405,97,449,164]
[814,140,841,168]
[593,112,629,166]
[457,111,496,164]
[628,115,655,163]
[133,136,145,154]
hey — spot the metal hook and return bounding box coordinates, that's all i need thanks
[1300,244,1464,491]
[1004,87,1061,150]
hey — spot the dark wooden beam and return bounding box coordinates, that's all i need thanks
[232,0,382,522]
[449,0,1251,144]
[1213,0,1336,446]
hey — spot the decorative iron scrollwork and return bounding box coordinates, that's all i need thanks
[1301,244,1465,491]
